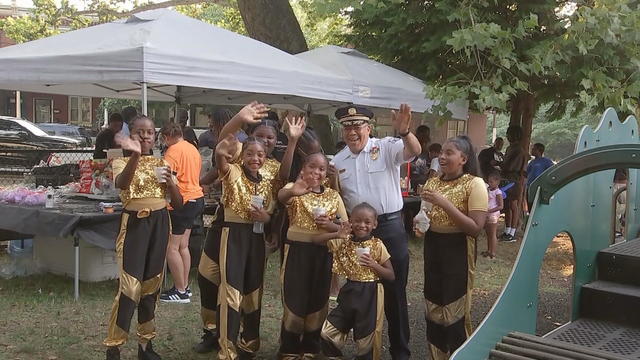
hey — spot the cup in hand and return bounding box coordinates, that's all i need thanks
[355,247,370,261]
[154,166,169,183]
[312,207,326,219]
[250,195,264,210]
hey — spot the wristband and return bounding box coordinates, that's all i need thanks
[399,130,410,137]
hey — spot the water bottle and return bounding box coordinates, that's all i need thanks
[45,189,55,208]
[250,195,264,234]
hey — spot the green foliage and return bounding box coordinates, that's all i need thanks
[488,102,600,161]
[96,98,140,124]
[0,0,91,43]
[176,1,247,35]
[291,0,350,49]
[346,0,640,122]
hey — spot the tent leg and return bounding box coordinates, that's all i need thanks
[142,82,148,115]
[74,236,79,301]
[15,91,21,118]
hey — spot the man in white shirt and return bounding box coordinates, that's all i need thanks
[331,104,421,360]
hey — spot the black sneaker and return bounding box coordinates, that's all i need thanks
[186,286,193,298]
[106,347,120,360]
[193,329,220,353]
[138,341,161,360]
[500,234,516,243]
[160,287,190,304]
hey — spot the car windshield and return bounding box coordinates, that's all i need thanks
[17,119,49,137]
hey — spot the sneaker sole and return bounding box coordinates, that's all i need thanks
[160,298,190,304]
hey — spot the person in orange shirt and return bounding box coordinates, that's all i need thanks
[159,123,205,303]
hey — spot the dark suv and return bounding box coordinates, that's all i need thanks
[0,116,80,169]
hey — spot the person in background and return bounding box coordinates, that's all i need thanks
[526,143,553,186]
[159,123,205,304]
[500,127,527,242]
[410,125,431,190]
[268,110,289,161]
[104,115,182,360]
[177,109,198,148]
[482,171,504,259]
[331,104,421,360]
[314,202,394,360]
[94,113,123,159]
[120,106,138,137]
[420,135,488,359]
[478,137,504,179]
[198,109,233,149]
[426,143,443,179]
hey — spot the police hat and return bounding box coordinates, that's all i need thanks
[335,106,374,126]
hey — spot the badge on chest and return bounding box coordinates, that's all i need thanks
[370,146,380,160]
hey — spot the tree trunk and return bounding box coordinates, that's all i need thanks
[236,0,308,54]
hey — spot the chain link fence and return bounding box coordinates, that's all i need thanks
[0,149,94,187]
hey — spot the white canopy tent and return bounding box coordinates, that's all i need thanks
[295,45,468,119]
[0,9,354,114]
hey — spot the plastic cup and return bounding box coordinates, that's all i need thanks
[154,167,168,183]
[312,207,327,218]
[355,247,370,260]
[250,195,264,209]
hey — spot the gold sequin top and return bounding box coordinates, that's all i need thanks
[112,156,167,204]
[260,158,282,198]
[221,163,275,223]
[230,144,283,198]
[284,183,348,242]
[422,174,488,231]
[328,236,391,282]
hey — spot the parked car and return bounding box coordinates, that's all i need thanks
[37,123,93,147]
[0,116,80,169]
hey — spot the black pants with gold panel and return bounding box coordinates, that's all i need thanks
[423,230,475,360]
[197,205,224,339]
[217,223,266,360]
[321,281,385,360]
[279,241,332,359]
[104,208,170,347]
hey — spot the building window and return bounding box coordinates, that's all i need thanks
[447,119,466,139]
[34,98,53,123]
[69,96,92,126]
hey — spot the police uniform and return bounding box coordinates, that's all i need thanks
[332,106,411,360]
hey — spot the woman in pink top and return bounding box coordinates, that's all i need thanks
[483,171,504,259]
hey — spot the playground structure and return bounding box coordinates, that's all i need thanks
[452,108,640,359]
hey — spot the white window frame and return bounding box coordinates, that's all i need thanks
[69,96,92,126]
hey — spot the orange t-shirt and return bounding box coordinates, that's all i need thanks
[164,140,204,203]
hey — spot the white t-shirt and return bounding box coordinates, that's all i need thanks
[429,157,440,173]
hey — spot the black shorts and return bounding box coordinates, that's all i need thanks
[170,197,205,235]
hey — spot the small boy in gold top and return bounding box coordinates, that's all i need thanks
[312,202,395,360]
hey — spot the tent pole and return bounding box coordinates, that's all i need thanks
[142,82,148,115]
[15,91,21,118]
[74,235,80,301]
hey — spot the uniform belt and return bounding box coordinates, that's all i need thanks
[377,210,401,222]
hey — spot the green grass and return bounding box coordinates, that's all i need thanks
[0,232,573,359]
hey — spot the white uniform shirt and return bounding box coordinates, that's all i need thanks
[333,137,406,214]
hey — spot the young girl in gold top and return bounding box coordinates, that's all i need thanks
[195,103,305,354]
[277,153,348,360]
[104,116,183,360]
[420,136,488,360]
[313,202,394,360]
[215,134,276,360]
